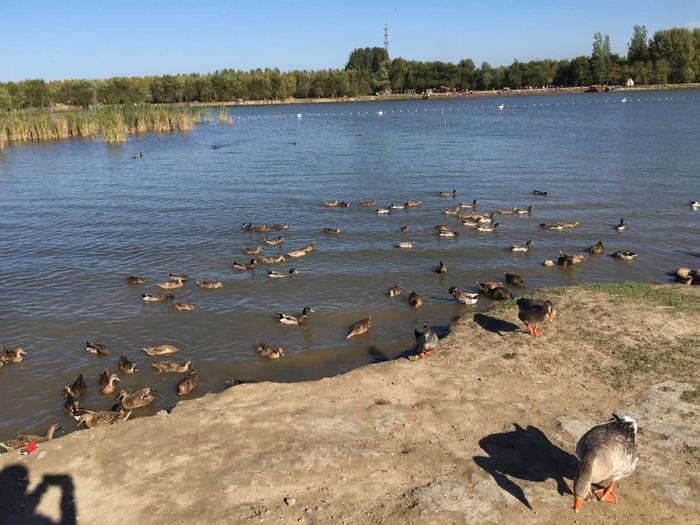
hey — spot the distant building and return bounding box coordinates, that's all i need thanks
[625,78,635,87]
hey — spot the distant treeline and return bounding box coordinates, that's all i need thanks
[0,25,698,109]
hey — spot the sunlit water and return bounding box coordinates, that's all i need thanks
[1,90,699,440]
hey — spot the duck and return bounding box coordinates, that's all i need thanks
[561,222,581,229]
[142,344,180,356]
[276,307,314,325]
[177,371,199,396]
[242,223,254,231]
[152,359,193,373]
[543,259,556,267]
[540,223,564,231]
[389,203,405,210]
[1,347,27,363]
[395,241,415,249]
[497,208,516,215]
[268,268,298,278]
[449,287,478,305]
[126,275,145,285]
[613,251,637,261]
[400,224,409,233]
[172,302,194,311]
[458,199,479,210]
[116,387,156,409]
[511,240,533,252]
[339,201,351,208]
[0,423,62,452]
[286,250,308,259]
[264,236,284,246]
[516,298,557,336]
[615,218,627,232]
[513,205,533,215]
[589,241,605,255]
[323,200,339,208]
[132,151,143,159]
[253,224,270,233]
[232,259,256,271]
[119,355,138,374]
[435,224,451,233]
[63,374,87,399]
[301,242,316,253]
[242,245,263,256]
[573,415,638,513]
[532,190,548,196]
[64,398,80,417]
[259,255,286,265]
[437,230,459,238]
[359,199,376,207]
[476,282,512,300]
[74,408,131,428]
[505,273,527,288]
[271,223,289,231]
[86,341,109,356]
[256,343,286,359]
[414,324,438,357]
[690,201,700,209]
[558,252,586,266]
[99,370,121,395]
[408,291,423,308]
[439,189,457,198]
[346,316,371,339]
[436,261,447,274]
[461,219,479,228]
[157,280,184,290]
[476,223,501,232]
[405,199,422,208]
[323,227,341,234]
[443,207,461,216]
[169,273,189,283]
[387,283,403,298]
[142,292,175,303]
[376,207,391,214]
[196,280,223,289]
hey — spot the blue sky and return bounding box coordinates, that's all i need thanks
[1,0,698,81]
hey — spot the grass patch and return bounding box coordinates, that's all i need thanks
[578,282,700,313]
[680,389,700,404]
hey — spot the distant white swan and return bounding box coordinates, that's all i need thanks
[497,104,505,110]
[377,110,384,116]
[621,98,627,103]
[296,113,302,118]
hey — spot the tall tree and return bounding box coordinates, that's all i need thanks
[591,32,612,83]
[627,25,649,62]
[650,28,696,83]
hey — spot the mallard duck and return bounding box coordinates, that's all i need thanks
[477,215,493,224]
[437,230,459,238]
[152,359,193,373]
[339,201,351,208]
[264,236,284,245]
[276,306,314,325]
[532,190,548,196]
[461,219,479,228]
[439,189,457,198]
[513,205,533,215]
[359,199,376,207]
[477,223,501,232]
[543,259,556,267]
[169,273,189,283]
[286,250,307,259]
[615,218,627,231]
[323,227,341,234]
[505,273,527,288]
[589,241,605,255]
[443,207,460,216]
[395,241,415,249]
[389,203,405,210]
[613,251,637,261]
[436,261,447,274]
[497,208,516,215]
[232,259,256,271]
[142,344,179,356]
[157,280,183,290]
[400,224,409,233]
[323,200,339,207]
[476,282,512,300]
[414,324,438,357]
[573,415,638,513]
[408,291,423,308]
[301,242,316,253]
[1,347,27,363]
[558,252,585,266]
[435,224,451,232]
[254,224,270,233]
[126,275,145,285]
[142,292,174,303]
[346,316,371,339]
[64,398,80,417]
[376,207,391,214]
[86,341,109,356]
[242,245,263,256]
[511,240,533,252]
[242,223,254,231]
[259,255,286,265]
[516,298,557,336]
[540,223,564,230]
[196,280,223,289]
[119,355,138,374]
[172,302,194,311]
[177,371,199,396]
[117,387,156,409]
[690,201,700,209]
[75,408,131,428]
[271,223,289,231]
[405,199,422,208]
[449,287,478,305]
[63,374,87,399]
[99,370,121,395]
[387,283,402,298]
[561,222,581,229]
[458,199,479,210]
[0,422,61,451]
[268,268,298,278]
[256,343,286,359]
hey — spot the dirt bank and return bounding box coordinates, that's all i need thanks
[1,283,698,524]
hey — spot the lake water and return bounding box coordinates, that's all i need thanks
[1,90,699,441]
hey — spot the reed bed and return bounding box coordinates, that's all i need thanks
[218,106,233,125]
[0,105,204,148]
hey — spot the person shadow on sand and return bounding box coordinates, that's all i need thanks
[473,424,578,509]
[0,464,76,525]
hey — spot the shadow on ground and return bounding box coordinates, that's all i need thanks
[473,313,520,336]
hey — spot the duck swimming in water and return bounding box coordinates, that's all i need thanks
[396,241,415,249]
[276,307,314,325]
[63,374,87,399]
[119,355,138,374]
[196,280,223,289]
[268,268,298,278]
[346,316,371,339]
[476,282,512,300]
[172,302,195,311]
[589,241,605,255]
[232,259,256,271]
[142,293,175,303]
[449,287,478,305]
[142,344,179,356]
[505,273,527,288]
[152,359,193,373]
[177,371,199,396]
[99,370,121,395]
[436,261,447,274]
[439,189,457,198]
[408,291,423,308]
[1,347,27,363]
[242,246,263,256]
[613,251,637,261]
[510,240,532,252]
[86,341,109,356]
[264,236,284,245]
[116,387,156,410]
[323,227,341,234]
[387,283,402,298]
[157,280,184,290]
[256,343,286,359]
[259,255,286,265]
[126,275,145,285]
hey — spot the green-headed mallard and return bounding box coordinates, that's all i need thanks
[589,241,604,255]
[142,344,179,356]
[505,273,527,288]
[126,275,145,285]
[177,371,199,396]
[1,347,27,363]
[268,268,298,278]
[152,359,193,373]
[276,307,314,325]
[99,370,121,395]
[613,251,637,261]
[439,189,457,198]
[86,341,109,356]
[196,280,223,289]
[256,342,286,359]
[232,259,256,271]
[449,287,478,305]
[323,227,341,234]
[0,422,61,451]
[242,245,263,256]
[346,316,371,339]
[142,292,175,303]
[264,236,284,245]
[511,240,532,252]
[516,297,557,336]
[117,387,156,409]
[172,302,194,311]
[119,355,138,374]
[573,414,638,513]
[408,291,423,308]
[387,283,402,298]
[63,374,87,399]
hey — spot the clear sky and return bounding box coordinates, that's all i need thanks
[1,0,698,81]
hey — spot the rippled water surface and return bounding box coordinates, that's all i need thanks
[1,91,699,440]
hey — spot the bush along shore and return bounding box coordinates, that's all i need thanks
[0,105,204,148]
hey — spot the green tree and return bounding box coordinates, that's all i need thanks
[650,28,696,83]
[22,79,51,108]
[591,32,612,83]
[627,25,649,63]
[71,80,97,107]
[476,61,493,90]
[0,87,11,111]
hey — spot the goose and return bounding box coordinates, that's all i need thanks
[177,372,199,396]
[157,280,183,290]
[142,344,179,356]
[395,241,415,249]
[615,218,627,232]
[169,273,189,283]
[74,409,131,429]
[387,283,402,298]
[0,423,61,452]
[323,227,341,234]
[152,359,193,373]
[271,223,289,231]
[400,224,409,233]
[286,250,308,259]
[346,316,371,339]
[256,343,286,359]
[516,298,557,336]
[511,240,533,252]
[116,387,156,409]
[172,302,194,311]
[477,223,501,232]
[413,324,438,358]
[119,355,138,374]
[242,245,263,256]
[259,256,286,265]
[1,347,27,363]
[613,251,637,261]
[196,280,223,289]
[125,275,145,285]
[232,259,256,271]
[436,261,447,274]
[449,287,478,305]
[63,374,87,399]
[439,189,457,198]
[376,207,391,214]
[573,415,638,513]
[99,370,121,395]
[268,268,298,278]
[142,293,174,303]
[408,291,423,308]
[589,241,605,255]
[86,341,109,356]
[264,236,284,246]
[505,273,527,288]
[276,307,314,325]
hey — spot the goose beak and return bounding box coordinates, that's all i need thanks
[573,496,583,513]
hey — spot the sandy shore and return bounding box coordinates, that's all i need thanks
[1,283,698,524]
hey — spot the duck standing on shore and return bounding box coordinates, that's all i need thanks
[413,324,438,358]
[516,298,557,336]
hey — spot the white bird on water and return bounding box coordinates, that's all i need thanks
[296,113,302,119]
[497,104,505,110]
[377,110,384,116]
[621,98,627,103]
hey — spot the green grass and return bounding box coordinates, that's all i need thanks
[578,282,700,313]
